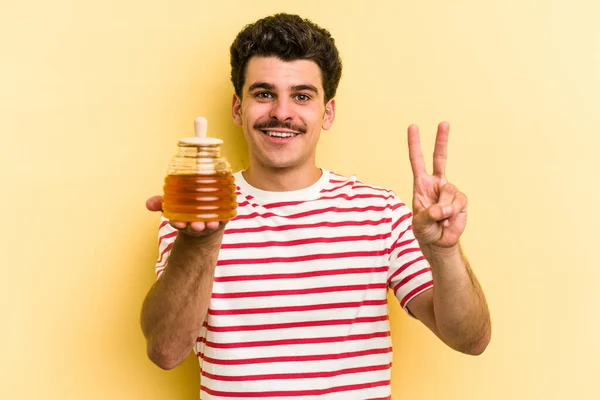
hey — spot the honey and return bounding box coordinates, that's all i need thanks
[162,172,237,222]
[161,116,237,222]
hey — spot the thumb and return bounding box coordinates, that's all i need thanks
[146,195,163,212]
[412,204,452,244]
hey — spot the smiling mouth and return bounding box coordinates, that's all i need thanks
[261,130,301,138]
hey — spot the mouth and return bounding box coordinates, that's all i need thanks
[260,130,301,140]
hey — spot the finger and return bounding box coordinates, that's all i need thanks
[451,191,468,214]
[433,121,450,177]
[437,183,458,225]
[423,203,455,223]
[192,221,225,231]
[412,210,443,244]
[146,195,163,212]
[420,183,457,224]
[205,221,221,230]
[442,190,467,228]
[438,183,458,210]
[172,220,228,232]
[407,124,427,178]
[188,221,207,231]
[183,220,228,236]
[205,220,230,232]
[170,221,187,230]
[440,185,467,214]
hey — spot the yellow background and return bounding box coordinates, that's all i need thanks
[2,0,598,398]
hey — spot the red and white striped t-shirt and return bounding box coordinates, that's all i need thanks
[155,170,433,399]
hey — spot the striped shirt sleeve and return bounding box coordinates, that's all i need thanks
[386,194,434,315]
[154,216,178,280]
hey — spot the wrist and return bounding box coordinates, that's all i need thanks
[177,228,224,246]
[420,242,462,264]
[173,230,224,259]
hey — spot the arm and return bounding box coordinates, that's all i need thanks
[407,243,490,355]
[404,122,491,355]
[140,196,226,370]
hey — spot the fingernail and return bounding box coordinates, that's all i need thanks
[443,205,453,217]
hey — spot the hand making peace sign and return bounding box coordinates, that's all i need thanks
[408,122,468,249]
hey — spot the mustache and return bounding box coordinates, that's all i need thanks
[254,119,307,134]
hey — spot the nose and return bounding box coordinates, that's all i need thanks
[269,97,294,121]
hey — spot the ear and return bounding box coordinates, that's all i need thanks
[232,94,242,126]
[322,98,336,130]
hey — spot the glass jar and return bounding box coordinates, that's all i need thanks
[161,117,237,222]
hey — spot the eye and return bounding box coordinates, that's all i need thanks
[294,93,311,102]
[255,92,274,99]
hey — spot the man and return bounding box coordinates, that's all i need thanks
[141,13,491,399]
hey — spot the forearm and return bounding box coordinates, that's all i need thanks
[422,243,491,354]
[140,231,223,369]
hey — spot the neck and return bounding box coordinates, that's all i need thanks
[242,163,322,192]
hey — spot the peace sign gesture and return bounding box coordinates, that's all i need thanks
[408,122,467,249]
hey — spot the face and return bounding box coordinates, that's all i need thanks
[232,56,335,172]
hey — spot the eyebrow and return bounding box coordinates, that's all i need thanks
[247,82,320,95]
[291,84,319,95]
[248,82,275,92]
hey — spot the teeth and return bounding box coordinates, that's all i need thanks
[265,131,297,138]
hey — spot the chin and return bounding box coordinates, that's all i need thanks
[261,157,302,170]
[266,161,299,170]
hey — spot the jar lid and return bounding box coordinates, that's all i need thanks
[178,117,223,146]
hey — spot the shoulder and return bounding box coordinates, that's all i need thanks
[325,170,403,203]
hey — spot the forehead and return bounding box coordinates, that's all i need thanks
[244,56,323,92]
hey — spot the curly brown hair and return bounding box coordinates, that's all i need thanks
[230,13,343,103]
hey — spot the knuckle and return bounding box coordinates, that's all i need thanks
[429,205,443,220]
[454,191,467,204]
[443,182,457,193]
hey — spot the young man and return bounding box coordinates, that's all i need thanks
[141,13,491,399]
